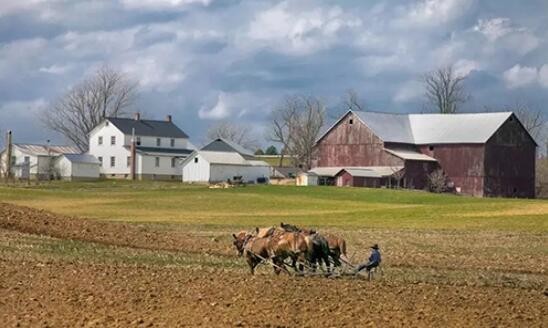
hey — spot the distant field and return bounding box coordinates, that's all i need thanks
[0,181,546,231]
[256,155,295,167]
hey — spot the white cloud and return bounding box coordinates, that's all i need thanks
[473,17,539,55]
[198,92,231,120]
[538,65,548,88]
[474,17,516,41]
[454,59,480,77]
[0,98,47,120]
[39,64,71,75]
[0,0,48,17]
[122,55,185,92]
[120,0,211,10]
[503,64,540,89]
[397,0,474,27]
[245,1,361,55]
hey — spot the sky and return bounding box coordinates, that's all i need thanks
[0,0,547,149]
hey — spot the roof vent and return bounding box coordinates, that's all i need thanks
[166,115,172,123]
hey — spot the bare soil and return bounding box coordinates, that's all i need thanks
[0,202,546,327]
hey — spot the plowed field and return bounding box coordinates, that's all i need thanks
[1,201,547,327]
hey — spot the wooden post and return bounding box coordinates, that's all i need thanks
[5,130,12,181]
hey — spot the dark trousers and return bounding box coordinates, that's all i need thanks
[356,261,379,272]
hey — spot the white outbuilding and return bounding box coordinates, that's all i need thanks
[182,150,271,184]
[54,154,101,181]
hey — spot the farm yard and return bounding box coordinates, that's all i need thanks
[0,181,547,327]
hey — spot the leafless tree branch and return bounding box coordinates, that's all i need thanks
[423,65,469,114]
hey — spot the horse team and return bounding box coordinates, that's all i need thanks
[232,223,348,275]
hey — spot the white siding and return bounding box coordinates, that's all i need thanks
[89,121,130,175]
[55,156,100,180]
[182,153,210,182]
[139,154,183,177]
[124,135,188,149]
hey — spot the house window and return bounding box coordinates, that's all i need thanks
[10,156,16,165]
[111,136,116,145]
[127,156,131,167]
[110,156,115,167]
[170,138,175,147]
[98,156,103,166]
[98,136,103,145]
[24,156,30,163]
[171,157,176,168]
[194,157,198,163]
[429,145,434,151]
[136,136,141,145]
[155,157,160,167]
[156,138,161,147]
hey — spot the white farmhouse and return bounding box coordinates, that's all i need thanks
[0,143,79,180]
[88,113,194,180]
[55,154,101,181]
[181,139,271,184]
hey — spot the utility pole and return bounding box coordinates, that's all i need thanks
[130,128,136,181]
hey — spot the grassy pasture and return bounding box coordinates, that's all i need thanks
[0,180,546,232]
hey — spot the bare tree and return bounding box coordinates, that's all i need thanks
[329,89,366,119]
[42,66,137,152]
[423,65,469,114]
[512,103,547,143]
[267,95,325,170]
[427,169,448,193]
[206,121,258,151]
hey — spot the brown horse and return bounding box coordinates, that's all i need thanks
[280,222,348,268]
[232,231,274,274]
[279,223,330,272]
[266,231,310,274]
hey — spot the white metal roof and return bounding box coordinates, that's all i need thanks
[61,154,101,164]
[354,111,513,144]
[309,167,345,177]
[384,148,437,162]
[13,144,79,156]
[340,166,404,178]
[200,151,248,165]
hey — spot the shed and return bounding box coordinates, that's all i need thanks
[335,166,404,188]
[55,154,101,181]
[296,172,318,186]
[181,151,271,184]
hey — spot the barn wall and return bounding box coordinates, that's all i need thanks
[314,112,404,168]
[484,116,536,198]
[419,144,485,197]
[404,160,439,190]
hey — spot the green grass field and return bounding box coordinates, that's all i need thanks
[0,180,546,232]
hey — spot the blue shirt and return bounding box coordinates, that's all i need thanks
[369,249,381,264]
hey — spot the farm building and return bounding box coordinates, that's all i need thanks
[0,143,79,180]
[88,113,195,180]
[181,139,270,184]
[312,110,537,198]
[296,171,318,186]
[54,154,101,181]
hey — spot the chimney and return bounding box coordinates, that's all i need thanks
[134,112,140,121]
[166,115,172,123]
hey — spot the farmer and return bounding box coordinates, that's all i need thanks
[355,244,381,273]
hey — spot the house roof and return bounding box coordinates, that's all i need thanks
[201,138,255,157]
[384,148,437,162]
[106,117,189,138]
[338,166,404,178]
[12,144,79,156]
[61,154,101,164]
[353,111,514,144]
[130,146,193,156]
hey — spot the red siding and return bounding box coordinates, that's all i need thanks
[314,112,403,168]
[419,144,485,197]
[484,117,536,198]
[404,160,439,190]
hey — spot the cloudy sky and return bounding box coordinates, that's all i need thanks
[1,0,547,148]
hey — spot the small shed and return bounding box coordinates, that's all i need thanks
[181,150,271,184]
[335,166,404,188]
[296,172,318,186]
[55,154,101,181]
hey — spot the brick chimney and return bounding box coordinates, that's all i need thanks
[134,112,140,121]
[166,115,172,123]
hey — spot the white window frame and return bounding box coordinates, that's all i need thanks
[98,136,103,145]
[110,156,115,167]
[111,136,116,145]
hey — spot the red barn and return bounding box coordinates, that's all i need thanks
[312,110,537,198]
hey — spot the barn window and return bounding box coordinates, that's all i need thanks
[509,116,514,122]
[111,136,116,145]
[194,157,198,163]
[155,157,160,167]
[429,145,434,151]
[349,119,353,124]
[98,136,103,145]
[110,156,115,167]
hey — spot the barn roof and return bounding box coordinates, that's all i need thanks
[61,154,101,164]
[354,111,513,144]
[384,148,437,162]
[13,144,79,156]
[338,166,404,178]
[106,117,189,138]
[201,138,255,158]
